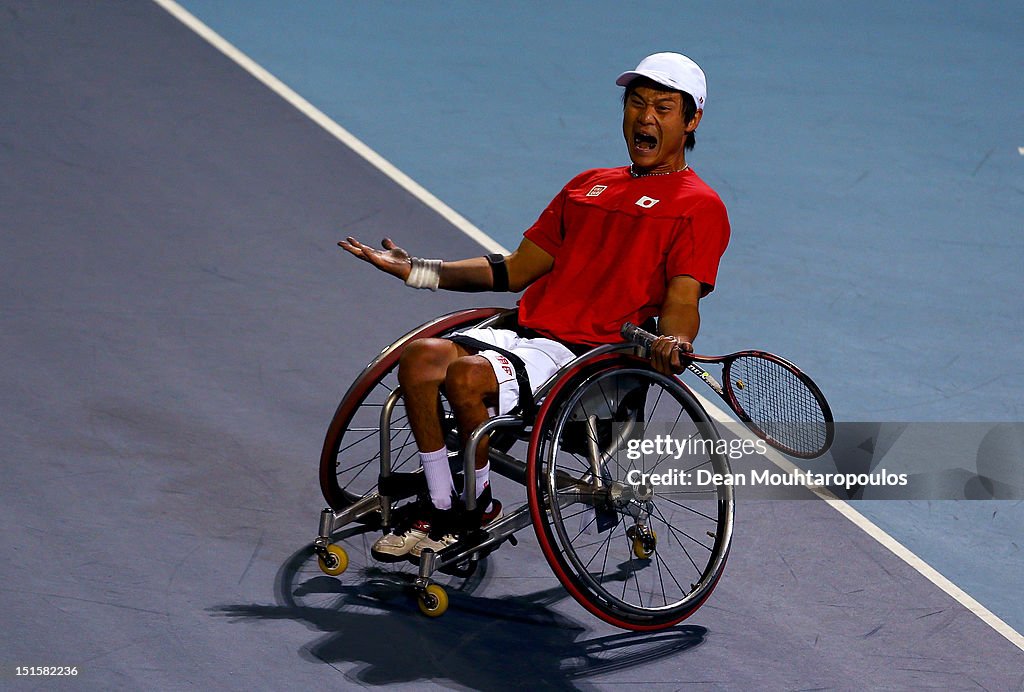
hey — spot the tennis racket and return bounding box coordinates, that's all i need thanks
[621,323,834,459]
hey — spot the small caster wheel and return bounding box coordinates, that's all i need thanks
[417,583,449,617]
[627,526,657,559]
[318,544,349,576]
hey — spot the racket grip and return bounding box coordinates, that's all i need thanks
[622,322,696,363]
[621,322,656,348]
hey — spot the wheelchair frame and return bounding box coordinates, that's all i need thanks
[313,308,735,630]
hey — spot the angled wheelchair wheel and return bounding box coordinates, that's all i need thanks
[319,308,508,511]
[527,354,735,631]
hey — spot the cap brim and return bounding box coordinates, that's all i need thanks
[616,69,685,93]
[615,70,644,87]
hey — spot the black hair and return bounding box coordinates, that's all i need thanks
[622,76,698,151]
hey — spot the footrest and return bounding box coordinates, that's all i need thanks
[377,472,428,500]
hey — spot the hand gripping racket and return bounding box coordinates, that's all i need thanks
[621,323,834,459]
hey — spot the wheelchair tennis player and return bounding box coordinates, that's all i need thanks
[339,52,730,559]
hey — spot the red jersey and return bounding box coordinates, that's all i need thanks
[518,166,730,345]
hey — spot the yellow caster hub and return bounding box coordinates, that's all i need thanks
[631,530,657,559]
[317,544,349,576]
[417,584,449,617]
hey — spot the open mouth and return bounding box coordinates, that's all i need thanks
[634,132,658,151]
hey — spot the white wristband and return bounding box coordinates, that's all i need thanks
[405,257,442,291]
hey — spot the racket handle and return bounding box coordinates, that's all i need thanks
[621,322,656,349]
[623,322,725,393]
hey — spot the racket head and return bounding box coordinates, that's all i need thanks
[721,351,834,459]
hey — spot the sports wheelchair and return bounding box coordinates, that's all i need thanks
[313,308,734,631]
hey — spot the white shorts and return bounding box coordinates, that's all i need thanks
[453,327,577,416]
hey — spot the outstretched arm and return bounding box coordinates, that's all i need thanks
[338,236,554,292]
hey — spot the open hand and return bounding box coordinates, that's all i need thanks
[338,236,412,280]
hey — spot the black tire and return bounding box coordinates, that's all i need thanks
[527,354,735,631]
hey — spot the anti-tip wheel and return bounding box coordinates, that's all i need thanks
[317,544,349,576]
[417,583,449,617]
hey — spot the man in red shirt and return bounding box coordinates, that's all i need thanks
[340,52,730,557]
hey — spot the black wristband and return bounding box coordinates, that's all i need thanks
[486,253,509,292]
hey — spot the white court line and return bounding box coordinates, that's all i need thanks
[154,0,1024,655]
[151,0,508,257]
[693,390,1024,653]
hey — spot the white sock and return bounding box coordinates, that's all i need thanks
[421,447,454,510]
[462,464,490,505]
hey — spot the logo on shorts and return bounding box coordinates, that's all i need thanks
[586,185,607,197]
[495,354,514,377]
[635,195,660,209]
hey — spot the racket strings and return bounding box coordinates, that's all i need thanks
[728,356,828,456]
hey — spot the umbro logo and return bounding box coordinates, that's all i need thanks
[635,195,660,209]
[586,185,607,197]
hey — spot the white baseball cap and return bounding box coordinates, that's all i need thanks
[616,52,707,110]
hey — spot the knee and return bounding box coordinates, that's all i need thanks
[398,338,454,388]
[444,356,495,406]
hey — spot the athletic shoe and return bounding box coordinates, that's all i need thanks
[410,488,503,558]
[468,484,503,528]
[370,517,430,558]
[408,528,459,557]
[482,497,503,525]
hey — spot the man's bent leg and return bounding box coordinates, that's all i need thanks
[373,338,466,558]
[397,338,474,510]
[444,355,499,472]
[397,338,464,452]
[409,354,503,558]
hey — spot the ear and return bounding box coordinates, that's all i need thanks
[686,109,703,134]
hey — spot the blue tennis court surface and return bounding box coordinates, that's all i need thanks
[1,1,1021,687]
[176,0,1023,418]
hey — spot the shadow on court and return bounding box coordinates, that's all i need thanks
[211,543,708,689]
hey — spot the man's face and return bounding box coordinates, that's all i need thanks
[622,85,701,173]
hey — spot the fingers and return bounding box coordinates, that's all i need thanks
[650,336,690,376]
[381,237,410,261]
[338,237,388,274]
[337,235,413,281]
[338,236,364,254]
[650,336,675,375]
[338,236,377,263]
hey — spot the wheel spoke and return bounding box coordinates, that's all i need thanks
[534,360,733,625]
[655,494,719,522]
